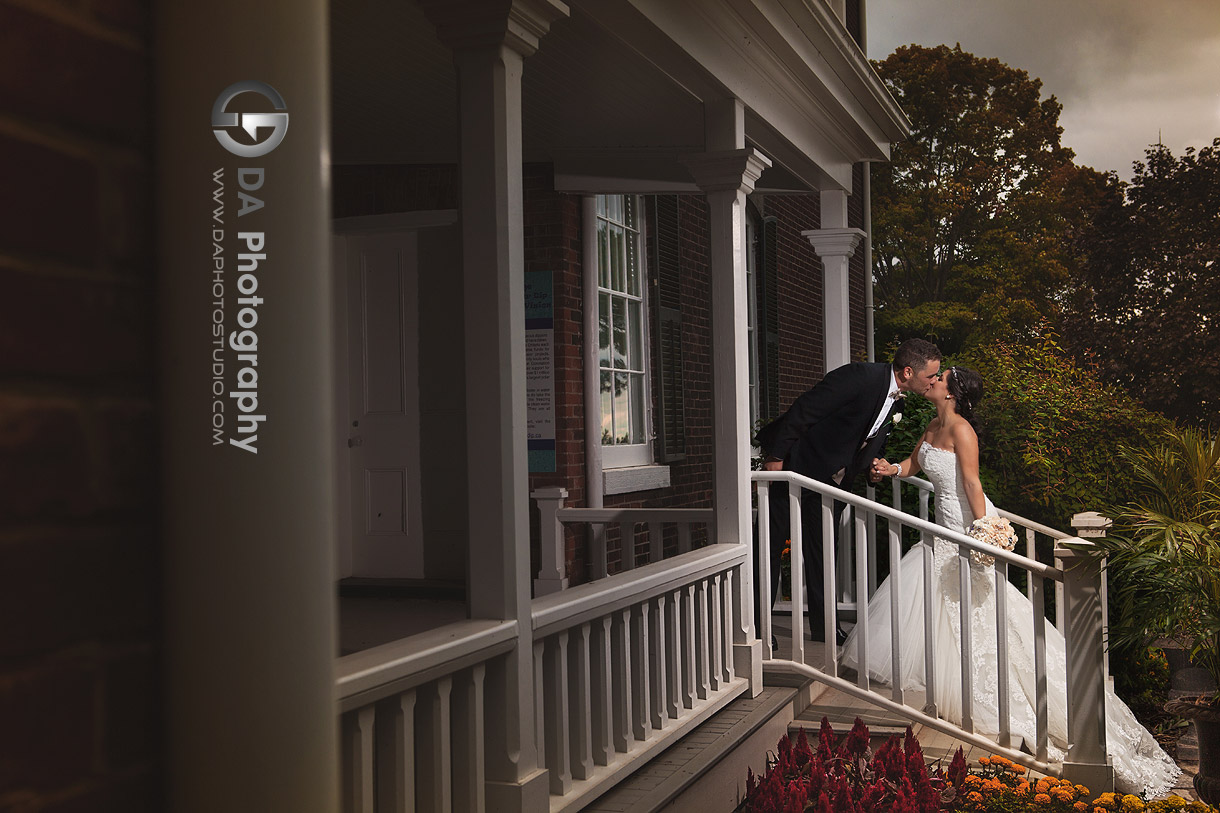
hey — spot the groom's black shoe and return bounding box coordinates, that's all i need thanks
[810,626,849,645]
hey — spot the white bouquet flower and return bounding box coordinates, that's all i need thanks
[967,515,1018,566]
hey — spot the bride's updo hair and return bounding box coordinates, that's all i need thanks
[947,365,984,423]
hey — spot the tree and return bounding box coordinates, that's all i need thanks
[871,45,1105,353]
[1063,139,1220,427]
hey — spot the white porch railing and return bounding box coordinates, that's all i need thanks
[752,470,1114,792]
[337,499,749,813]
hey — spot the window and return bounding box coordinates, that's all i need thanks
[595,195,652,468]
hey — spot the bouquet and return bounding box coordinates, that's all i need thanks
[967,515,1018,566]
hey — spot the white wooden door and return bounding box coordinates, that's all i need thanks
[341,231,424,578]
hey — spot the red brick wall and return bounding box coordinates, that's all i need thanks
[0,1,160,810]
[759,194,825,404]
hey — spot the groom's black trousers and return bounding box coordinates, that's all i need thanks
[754,480,847,641]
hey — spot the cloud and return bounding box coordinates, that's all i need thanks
[866,0,1220,178]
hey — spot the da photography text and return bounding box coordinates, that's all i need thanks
[207,81,289,454]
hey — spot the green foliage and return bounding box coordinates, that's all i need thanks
[954,332,1172,531]
[870,45,1105,354]
[1063,139,1220,427]
[1097,426,1220,695]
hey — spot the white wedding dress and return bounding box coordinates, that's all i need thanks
[841,441,1179,797]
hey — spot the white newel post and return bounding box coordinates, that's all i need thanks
[684,108,771,695]
[423,1,569,809]
[1072,511,1113,685]
[533,487,569,595]
[1056,539,1115,793]
[803,190,865,372]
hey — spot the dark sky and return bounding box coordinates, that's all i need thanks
[866,0,1220,180]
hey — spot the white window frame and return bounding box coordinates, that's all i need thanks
[587,194,655,471]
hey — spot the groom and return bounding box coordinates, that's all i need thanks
[754,338,942,642]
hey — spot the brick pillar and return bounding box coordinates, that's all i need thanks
[0,1,160,809]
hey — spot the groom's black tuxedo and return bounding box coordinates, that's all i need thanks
[754,362,903,638]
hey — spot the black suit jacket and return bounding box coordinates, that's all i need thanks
[754,362,902,490]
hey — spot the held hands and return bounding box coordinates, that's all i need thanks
[870,457,897,481]
[762,458,784,472]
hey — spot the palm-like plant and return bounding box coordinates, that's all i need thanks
[1099,426,1220,699]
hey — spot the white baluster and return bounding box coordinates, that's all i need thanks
[721,571,735,682]
[995,563,1013,749]
[651,595,670,729]
[342,706,375,813]
[570,623,594,780]
[417,677,453,813]
[695,579,711,700]
[958,548,974,733]
[708,574,724,691]
[866,485,878,597]
[632,603,653,741]
[756,481,773,660]
[666,592,682,719]
[1025,528,1036,600]
[592,616,614,766]
[1031,575,1049,762]
[854,510,869,691]
[921,538,937,716]
[452,665,485,813]
[545,633,572,794]
[533,640,546,783]
[788,484,804,666]
[612,609,634,753]
[681,584,697,709]
[377,691,416,813]
[888,524,903,704]
[820,496,837,675]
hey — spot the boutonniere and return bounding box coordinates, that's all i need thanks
[891,413,903,424]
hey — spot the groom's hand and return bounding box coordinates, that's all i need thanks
[762,458,783,471]
[870,457,890,481]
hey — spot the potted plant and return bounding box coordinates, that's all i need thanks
[1098,426,1220,803]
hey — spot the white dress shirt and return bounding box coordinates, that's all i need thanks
[865,372,902,439]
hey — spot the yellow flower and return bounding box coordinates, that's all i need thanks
[1052,787,1075,802]
[1076,785,1091,797]
[1120,795,1145,812]
[1035,793,1053,805]
[1096,792,1120,809]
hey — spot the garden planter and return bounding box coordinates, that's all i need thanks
[1166,698,1220,805]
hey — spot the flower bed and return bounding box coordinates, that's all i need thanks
[736,718,1216,813]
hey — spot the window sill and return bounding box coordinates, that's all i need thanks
[603,464,671,496]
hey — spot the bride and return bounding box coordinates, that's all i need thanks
[841,365,1180,798]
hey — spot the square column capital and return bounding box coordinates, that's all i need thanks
[683,148,772,195]
[422,0,569,57]
[801,227,865,260]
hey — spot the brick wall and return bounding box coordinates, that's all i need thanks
[0,1,160,811]
[848,162,868,362]
[759,194,825,404]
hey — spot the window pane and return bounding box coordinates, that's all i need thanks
[628,300,643,371]
[596,194,606,217]
[614,372,630,444]
[601,370,613,445]
[610,226,625,292]
[609,194,621,224]
[597,220,609,289]
[598,292,611,368]
[612,296,628,369]
[629,373,645,444]
[626,226,639,296]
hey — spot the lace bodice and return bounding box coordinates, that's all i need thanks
[916,440,994,534]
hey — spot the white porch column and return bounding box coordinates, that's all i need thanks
[158,1,337,811]
[803,190,865,371]
[685,139,771,696]
[424,1,568,809]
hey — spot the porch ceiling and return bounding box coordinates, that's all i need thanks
[330,0,705,167]
[329,0,909,192]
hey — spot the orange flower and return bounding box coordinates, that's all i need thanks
[1035,793,1053,805]
[979,756,991,766]
[1076,784,1090,797]
[966,791,984,804]
[1074,804,1088,812]
[1052,786,1075,802]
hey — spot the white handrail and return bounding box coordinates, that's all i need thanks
[751,470,1063,578]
